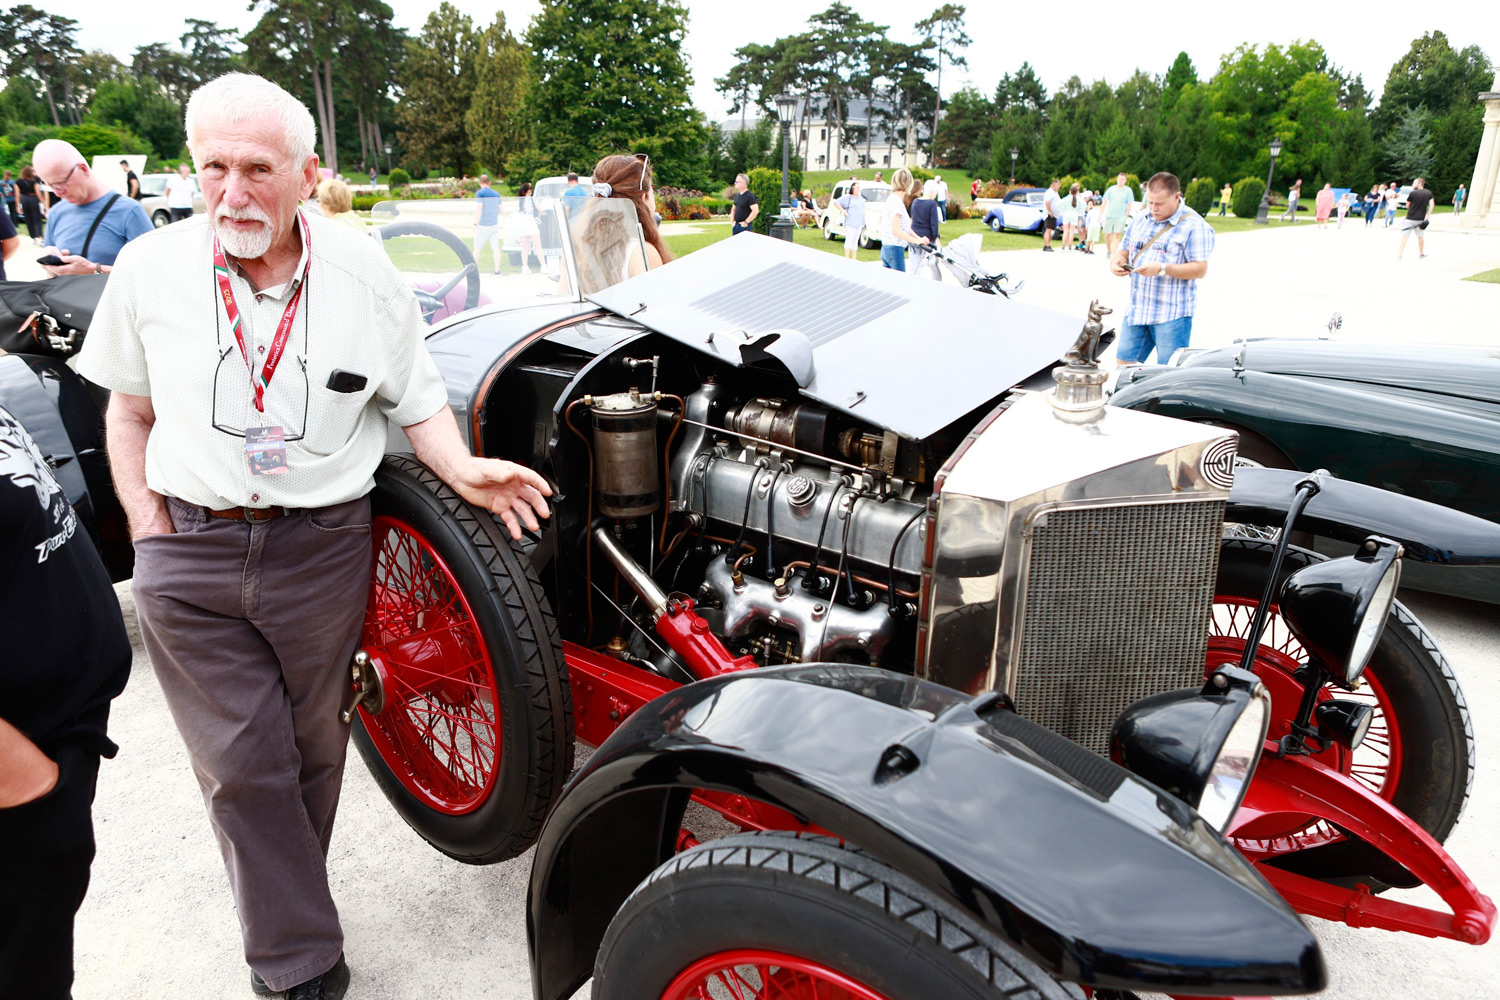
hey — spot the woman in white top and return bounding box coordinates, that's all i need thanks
[881,168,929,271]
[1060,183,1084,251]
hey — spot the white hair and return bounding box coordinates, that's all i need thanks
[185,73,317,166]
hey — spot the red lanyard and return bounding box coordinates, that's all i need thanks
[212,211,311,413]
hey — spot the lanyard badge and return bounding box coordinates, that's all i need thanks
[213,211,312,476]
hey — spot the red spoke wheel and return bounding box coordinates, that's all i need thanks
[1211,538,1472,887]
[594,832,1083,1000]
[663,951,890,1000]
[352,456,572,864]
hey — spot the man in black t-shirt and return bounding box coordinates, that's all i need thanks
[732,172,760,235]
[0,404,131,1000]
[120,158,140,199]
[1398,177,1434,259]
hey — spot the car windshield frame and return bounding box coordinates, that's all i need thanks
[367,195,654,323]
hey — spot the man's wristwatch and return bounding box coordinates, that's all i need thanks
[93,262,103,274]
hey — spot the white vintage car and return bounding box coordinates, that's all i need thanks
[817,179,893,248]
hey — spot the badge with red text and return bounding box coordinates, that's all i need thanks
[246,426,290,476]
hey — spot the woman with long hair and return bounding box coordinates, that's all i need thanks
[1061,183,1083,251]
[566,153,672,294]
[881,167,928,271]
[507,180,543,273]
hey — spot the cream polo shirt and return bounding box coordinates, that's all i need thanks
[77,214,448,510]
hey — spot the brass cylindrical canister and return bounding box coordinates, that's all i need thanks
[590,391,660,518]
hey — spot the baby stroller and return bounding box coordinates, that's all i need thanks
[910,233,1024,297]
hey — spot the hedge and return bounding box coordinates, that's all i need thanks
[388,167,410,188]
[1231,176,1265,219]
[1184,177,1216,215]
[747,165,802,235]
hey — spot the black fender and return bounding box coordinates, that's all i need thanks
[0,352,131,580]
[1230,466,1500,565]
[527,665,1324,1000]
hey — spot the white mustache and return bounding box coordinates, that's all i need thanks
[215,206,271,225]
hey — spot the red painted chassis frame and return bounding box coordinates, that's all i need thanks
[564,598,1496,952]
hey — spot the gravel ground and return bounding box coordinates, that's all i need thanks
[52,218,1500,997]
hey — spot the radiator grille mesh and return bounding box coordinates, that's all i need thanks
[687,262,907,346]
[1013,500,1224,753]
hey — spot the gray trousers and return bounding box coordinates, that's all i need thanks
[131,496,372,991]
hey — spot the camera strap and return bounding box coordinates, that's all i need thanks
[1128,220,1175,270]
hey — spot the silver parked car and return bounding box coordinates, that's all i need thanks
[138,172,206,227]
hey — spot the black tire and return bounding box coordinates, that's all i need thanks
[354,455,573,864]
[1216,539,1473,850]
[989,217,1003,232]
[152,210,170,229]
[594,831,1083,1000]
[821,222,834,241]
[858,230,875,250]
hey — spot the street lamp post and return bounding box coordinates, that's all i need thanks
[383,143,392,176]
[772,93,797,242]
[1009,147,1018,185]
[1254,138,1284,225]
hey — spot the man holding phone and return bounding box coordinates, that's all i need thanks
[1109,171,1215,364]
[32,140,151,276]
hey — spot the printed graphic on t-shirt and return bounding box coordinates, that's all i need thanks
[0,408,77,562]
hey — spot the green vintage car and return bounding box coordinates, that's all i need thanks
[1109,337,1500,601]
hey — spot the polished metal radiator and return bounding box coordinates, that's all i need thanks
[1011,499,1226,753]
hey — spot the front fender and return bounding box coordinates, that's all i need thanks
[1230,467,1500,565]
[527,665,1323,1000]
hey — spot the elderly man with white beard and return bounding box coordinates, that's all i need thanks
[76,73,551,1000]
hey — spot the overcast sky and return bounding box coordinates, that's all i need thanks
[69,0,1497,120]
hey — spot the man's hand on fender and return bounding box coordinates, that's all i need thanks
[451,457,553,540]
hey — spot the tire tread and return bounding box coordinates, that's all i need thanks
[627,831,1083,1000]
[367,455,573,863]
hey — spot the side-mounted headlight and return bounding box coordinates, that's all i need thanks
[1279,535,1403,687]
[1110,666,1271,832]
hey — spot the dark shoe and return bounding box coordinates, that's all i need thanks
[251,969,274,995]
[1042,246,1054,252]
[285,954,350,1000]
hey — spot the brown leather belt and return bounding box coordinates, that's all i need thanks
[203,505,303,523]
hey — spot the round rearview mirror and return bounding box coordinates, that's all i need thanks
[1279,536,1402,686]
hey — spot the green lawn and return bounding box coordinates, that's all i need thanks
[662,217,1042,262]
[1463,268,1500,284]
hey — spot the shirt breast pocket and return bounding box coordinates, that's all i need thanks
[302,373,377,456]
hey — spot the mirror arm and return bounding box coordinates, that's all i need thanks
[1237,470,1325,674]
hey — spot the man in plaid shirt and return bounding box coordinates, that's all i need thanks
[1109,172,1215,364]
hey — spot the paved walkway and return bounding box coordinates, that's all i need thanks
[973,213,1499,355]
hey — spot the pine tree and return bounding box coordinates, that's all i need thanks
[1382,107,1435,181]
[394,2,477,174]
[466,14,530,175]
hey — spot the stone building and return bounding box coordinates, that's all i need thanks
[720,95,932,173]
[1460,72,1500,228]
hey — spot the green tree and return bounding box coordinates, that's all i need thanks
[0,76,48,129]
[1383,107,1435,180]
[466,13,530,175]
[1376,32,1492,132]
[0,7,85,125]
[1091,112,1142,177]
[394,2,477,174]
[1157,81,1215,181]
[1328,110,1375,191]
[180,19,243,82]
[1206,41,1328,183]
[1428,105,1482,198]
[915,4,970,156]
[88,78,186,159]
[1270,71,1340,185]
[722,118,776,180]
[132,43,196,108]
[715,43,779,128]
[1161,51,1196,112]
[520,0,704,186]
[930,84,991,170]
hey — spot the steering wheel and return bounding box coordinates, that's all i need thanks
[375,220,482,323]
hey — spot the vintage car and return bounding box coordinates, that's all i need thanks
[5,200,1496,999]
[817,178,893,247]
[1109,337,1500,602]
[982,186,1047,233]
